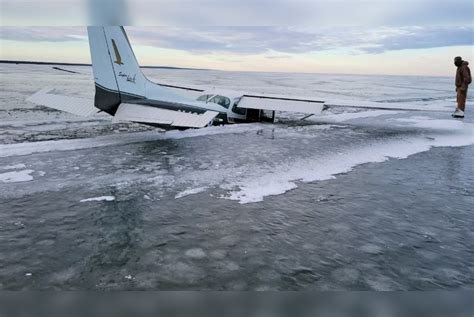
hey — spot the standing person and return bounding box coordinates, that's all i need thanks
[452,56,471,118]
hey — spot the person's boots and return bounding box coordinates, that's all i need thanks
[452,108,465,118]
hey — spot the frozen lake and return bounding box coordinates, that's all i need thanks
[0,64,473,290]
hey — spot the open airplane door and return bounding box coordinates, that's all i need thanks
[235,94,326,122]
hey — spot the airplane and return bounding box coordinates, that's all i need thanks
[27,26,448,130]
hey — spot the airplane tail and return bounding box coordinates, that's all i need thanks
[87,26,147,115]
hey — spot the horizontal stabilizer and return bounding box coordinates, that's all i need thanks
[238,94,326,114]
[27,88,99,117]
[113,103,218,128]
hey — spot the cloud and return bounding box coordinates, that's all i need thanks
[125,26,474,55]
[361,27,474,53]
[126,27,324,54]
[1,25,473,55]
[0,27,86,42]
[1,0,473,27]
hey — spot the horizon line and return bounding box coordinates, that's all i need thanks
[0,59,451,78]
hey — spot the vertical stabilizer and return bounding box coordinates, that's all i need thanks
[88,26,147,115]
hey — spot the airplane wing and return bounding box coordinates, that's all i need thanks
[113,103,219,128]
[237,94,326,114]
[52,66,83,74]
[27,88,99,117]
[324,99,451,112]
[236,94,451,115]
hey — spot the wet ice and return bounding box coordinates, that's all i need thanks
[0,64,473,290]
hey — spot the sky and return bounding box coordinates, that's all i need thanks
[1,0,473,76]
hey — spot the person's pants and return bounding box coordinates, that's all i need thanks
[457,87,468,111]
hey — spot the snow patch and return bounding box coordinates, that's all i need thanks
[394,117,470,131]
[175,187,208,199]
[80,196,115,203]
[185,248,207,259]
[0,170,35,183]
[1,164,27,170]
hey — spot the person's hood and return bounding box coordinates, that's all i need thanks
[463,61,469,66]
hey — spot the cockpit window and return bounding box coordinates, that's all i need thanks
[197,94,231,109]
[197,95,211,102]
[209,95,231,108]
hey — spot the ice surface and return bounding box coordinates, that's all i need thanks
[0,124,262,158]
[315,110,402,123]
[80,196,116,203]
[222,117,474,203]
[0,170,35,183]
[1,64,474,291]
[1,64,472,205]
[393,117,473,132]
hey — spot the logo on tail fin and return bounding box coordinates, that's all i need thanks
[111,39,123,65]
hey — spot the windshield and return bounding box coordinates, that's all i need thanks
[209,95,231,108]
[196,94,231,109]
[197,95,211,102]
